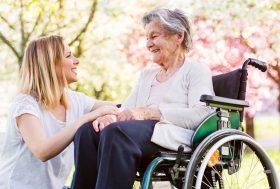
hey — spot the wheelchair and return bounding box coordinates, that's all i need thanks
[135,58,279,189]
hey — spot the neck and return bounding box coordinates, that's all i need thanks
[162,51,185,72]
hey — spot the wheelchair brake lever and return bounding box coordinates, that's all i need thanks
[171,145,185,179]
[175,145,185,165]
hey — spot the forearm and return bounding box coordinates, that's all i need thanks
[92,100,117,111]
[30,112,99,161]
[159,106,214,129]
[38,123,78,161]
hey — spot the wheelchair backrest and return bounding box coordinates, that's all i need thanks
[212,69,242,100]
[212,68,249,123]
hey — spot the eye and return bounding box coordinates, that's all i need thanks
[152,35,157,39]
[66,53,71,58]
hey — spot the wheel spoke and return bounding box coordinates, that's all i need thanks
[246,177,270,189]
[189,135,276,189]
[242,152,261,189]
[202,173,213,188]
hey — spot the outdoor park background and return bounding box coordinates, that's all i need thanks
[0,0,279,184]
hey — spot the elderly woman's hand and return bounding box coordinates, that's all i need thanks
[92,114,118,132]
[118,107,161,121]
[117,108,145,121]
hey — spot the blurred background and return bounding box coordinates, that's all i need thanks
[0,0,279,182]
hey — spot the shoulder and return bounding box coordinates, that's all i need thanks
[186,61,210,71]
[10,93,41,118]
[183,61,212,76]
[66,89,94,104]
[140,65,161,77]
[66,89,88,101]
[66,89,89,97]
[13,93,39,107]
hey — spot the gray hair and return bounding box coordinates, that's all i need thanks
[142,8,192,50]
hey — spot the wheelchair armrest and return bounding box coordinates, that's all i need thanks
[200,95,249,111]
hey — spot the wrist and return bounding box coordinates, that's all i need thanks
[144,107,161,120]
[79,113,94,126]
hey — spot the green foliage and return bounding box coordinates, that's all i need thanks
[69,60,138,102]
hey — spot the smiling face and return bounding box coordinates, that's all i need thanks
[145,19,182,67]
[62,42,79,84]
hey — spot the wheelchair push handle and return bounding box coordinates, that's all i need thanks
[242,58,267,72]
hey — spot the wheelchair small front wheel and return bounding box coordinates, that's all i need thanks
[185,134,279,189]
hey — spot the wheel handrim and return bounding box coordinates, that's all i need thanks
[194,135,278,189]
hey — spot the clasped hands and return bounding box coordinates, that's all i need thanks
[92,107,149,132]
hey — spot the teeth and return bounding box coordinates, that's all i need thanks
[72,69,77,74]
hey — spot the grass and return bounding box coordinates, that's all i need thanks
[254,116,280,139]
[266,150,280,181]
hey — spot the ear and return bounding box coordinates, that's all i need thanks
[176,32,185,45]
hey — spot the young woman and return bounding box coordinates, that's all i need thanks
[0,35,118,189]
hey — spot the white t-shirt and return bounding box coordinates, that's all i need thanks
[0,90,95,189]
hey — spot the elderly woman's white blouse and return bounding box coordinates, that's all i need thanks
[0,90,95,189]
[122,60,215,151]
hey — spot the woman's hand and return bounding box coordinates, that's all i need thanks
[92,114,117,132]
[83,105,119,125]
[117,107,146,121]
[95,105,119,117]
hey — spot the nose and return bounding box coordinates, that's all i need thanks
[73,56,79,65]
[146,38,153,50]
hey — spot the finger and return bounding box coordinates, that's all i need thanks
[110,110,119,115]
[117,114,124,121]
[100,122,112,131]
[99,122,105,131]
[92,121,99,132]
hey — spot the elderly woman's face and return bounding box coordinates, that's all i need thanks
[145,19,181,66]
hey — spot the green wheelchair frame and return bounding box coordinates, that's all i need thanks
[137,59,279,189]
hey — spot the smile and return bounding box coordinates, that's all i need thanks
[151,49,160,53]
[72,69,77,75]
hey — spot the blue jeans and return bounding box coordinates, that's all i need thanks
[71,120,163,189]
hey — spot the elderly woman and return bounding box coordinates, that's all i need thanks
[72,8,214,189]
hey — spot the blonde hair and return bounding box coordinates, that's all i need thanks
[19,35,68,109]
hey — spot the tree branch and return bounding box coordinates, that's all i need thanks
[19,0,26,55]
[40,0,64,36]
[267,70,278,84]
[0,14,16,30]
[0,31,20,59]
[26,11,42,42]
[69,0,98,45]
[240,32,256,54]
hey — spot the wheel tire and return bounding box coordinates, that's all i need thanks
[184,132,279,189]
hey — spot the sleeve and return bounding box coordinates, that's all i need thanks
[12,95,41,119]
[121,71,143,109]
[75,92,96,114]
[159,64,215,130]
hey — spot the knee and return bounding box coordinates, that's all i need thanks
[100,122,121,139]
[74,122,95,142]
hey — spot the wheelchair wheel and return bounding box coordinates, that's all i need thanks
[184,132,279,189]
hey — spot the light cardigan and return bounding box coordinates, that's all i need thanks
[122,61,214,152]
